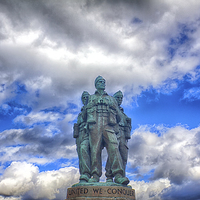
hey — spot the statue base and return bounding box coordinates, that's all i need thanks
[66,183,135,200]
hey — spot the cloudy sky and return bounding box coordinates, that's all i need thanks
[0,0,200,199]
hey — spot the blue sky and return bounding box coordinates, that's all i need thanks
[130,77,200,129]
[0,1,200,200]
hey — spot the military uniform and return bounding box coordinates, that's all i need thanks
[86,90,124,178]
[105,107,131,179]
[73,106,91,181]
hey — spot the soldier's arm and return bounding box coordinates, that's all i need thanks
[111,97,126,126]
[73,123,79,138]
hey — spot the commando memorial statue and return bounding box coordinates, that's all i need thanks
[66,76,135,200]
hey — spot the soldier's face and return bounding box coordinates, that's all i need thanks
[96,79,106,90]
[115,95,123,106]
[82,95,88,105]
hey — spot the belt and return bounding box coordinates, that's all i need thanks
[97,109,109,113]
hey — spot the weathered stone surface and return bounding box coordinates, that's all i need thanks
[66,186,135,200]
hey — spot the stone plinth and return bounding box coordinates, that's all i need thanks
[66,184,135,200]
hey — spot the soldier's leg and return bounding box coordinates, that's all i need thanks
[105,156,114,182]
[79,132,91,182]
[76,137,81,172]
[119,135,128,177]
[88,124,102,182]
[103,127,129,185]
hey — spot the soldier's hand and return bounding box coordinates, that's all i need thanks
[119,121,125,126]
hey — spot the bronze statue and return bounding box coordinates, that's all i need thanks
[74,76,131,186]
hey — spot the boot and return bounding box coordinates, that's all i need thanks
[114,173,129,185]
[88,173,100,183]
[106,176,113,183]
[79,174,90,183]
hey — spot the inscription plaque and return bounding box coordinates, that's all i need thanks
[67,186,135,200]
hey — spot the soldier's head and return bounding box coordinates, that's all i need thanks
[81,91,89,105]
[113,90,123,106]
[95,76,106,91]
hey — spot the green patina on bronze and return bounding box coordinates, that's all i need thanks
[73,76,132,187]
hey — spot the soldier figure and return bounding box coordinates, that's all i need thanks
[73,91,91,183]
[105,90,131,182]
[86,76,129,185]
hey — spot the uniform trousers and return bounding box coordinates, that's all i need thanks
[88,111,124,177]
[105,126,128,178]
[76,123,90,177]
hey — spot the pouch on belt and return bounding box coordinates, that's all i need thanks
[108,108,117,126]
[73,123,79,138]
[87,107,96,124]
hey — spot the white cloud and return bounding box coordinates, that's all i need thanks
[0,197,21,200]
[0,125,77,165]
[130,178,171,200]
[128,125,200,185]
[0,162,38,196]
[0,0,199,109]
[0,162,79,200]
[14,111,64,126]
[182,87,200,101]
